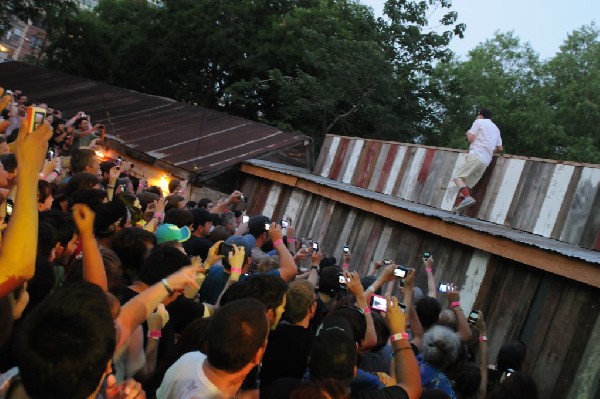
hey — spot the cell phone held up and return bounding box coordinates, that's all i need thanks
[369,294,387,312]
[423,251,431,260]
[26,106,46,133]
[438,283,452,293]
[312,242,319,252]
[394,265,410,279]
[338,273,350,287]
[468,310,479,325]
[343,245,350,255]
[219,242,235,257]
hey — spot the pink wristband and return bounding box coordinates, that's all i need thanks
[390,332,409,343]
[287,238,296,243]
[147,330,162,339]
[273,238,284,247]
[425,267,432,273]
[153,212,164,221]
[231,267,242,274]
[342,263,350,270]
[363,307,371,314]
[479,335,488,342]
[450,301,461,308]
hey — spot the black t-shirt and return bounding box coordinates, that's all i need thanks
[182,236,212,259]
[260,324,314,388]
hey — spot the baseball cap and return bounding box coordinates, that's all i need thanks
[309,326,357,380]
[248,215,271,237]
[155,223,191,244]
[222,235,254,268]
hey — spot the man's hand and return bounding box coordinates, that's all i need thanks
[205,241,225,267]
[293,248,309,263]
[379,263,397,284]
[15,118,52,176]
[385,296,407,334]
[476,310,486,335]
[345,271,367,307]
[154,197,166,216]
[228,243,245,270]
[423,256,434,271]
[268,223,283,243]
[404,268,416,290]
[72,204,95,238]
[227,190,243,205]
[147,303,169,331]
[165,264,204,292]
[286,224,296,239]
[447,284,460,304]
[105,375,146,399]
[311,249,323,266]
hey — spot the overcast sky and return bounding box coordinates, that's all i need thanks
[361,0,599,60]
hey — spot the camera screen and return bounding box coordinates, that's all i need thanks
[343,245,349,254]
[281,220,288,228]
[383,259,392,266]
[394,267,407,278]
[438,283,449,293]
[370,295,387,312]
[242,215,249,224]
[338,275,348,284]
[264,223,270,231]
[423,251,431,259]
[313,242,319,251]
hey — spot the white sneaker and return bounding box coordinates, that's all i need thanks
[453,196,476,213]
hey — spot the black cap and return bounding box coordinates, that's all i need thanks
[248,215,271,237]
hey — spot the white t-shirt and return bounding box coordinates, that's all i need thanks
[157,351,224,399]
[468,118,502,165]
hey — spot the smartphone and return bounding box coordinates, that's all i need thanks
[26,106,46,133]
[115,157,122,170]
[312,242,319,252]
[240,194,247,202]
[394,265,410,279]
[46,149,54,160]
[383,259,393,266]
[264,223,270,231]
[468,310,479,325]
[343,245,350,255]
[438,283,451,293]
[338,274,350,285]
[281,219,289,228]
[370,294,387,312]
[219,242,234,257]
[242,215,249,224]
[6,202,13,216]
[423,251,431,259]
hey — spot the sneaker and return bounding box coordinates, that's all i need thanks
[453,196,476,213]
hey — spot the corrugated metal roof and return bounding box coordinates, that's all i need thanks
[0,61,307,177]
[245,159,600,265]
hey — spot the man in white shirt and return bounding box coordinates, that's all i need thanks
[157,298,269,399]
[452,108,503,213]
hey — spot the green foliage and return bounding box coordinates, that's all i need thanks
[430,26,600,163]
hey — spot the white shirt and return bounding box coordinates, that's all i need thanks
[468,118,502,165]
[157,352,224,399]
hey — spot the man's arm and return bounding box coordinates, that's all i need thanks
[448,287,473,342]
[268,223,297,282]
[210,190,242,214]
[424,257,437,298]
[72,204,108,291]
[346,270,377,350]
[386,296,422,399]
[0,120,52,297]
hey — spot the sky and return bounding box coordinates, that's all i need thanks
[361,0,599,60]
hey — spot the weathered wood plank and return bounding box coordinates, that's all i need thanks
[315,135,335,176]
[341,140,364,184]
[533,164,575,237]
[487,158,526,224]
[368,143,390,192]
[567,310,600,399]
[560,168,600,245]
[440,153,467,211]
[382,145,406,195]
[329,138,349,180]
[397,147,427,201]
[353,141,381,189]
[460,250,491,314]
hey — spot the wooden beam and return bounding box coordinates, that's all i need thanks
[242,163,600,288]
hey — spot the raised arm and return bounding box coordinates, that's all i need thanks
[476,311,488,399]
[345,270,377,350]
[424,256,437,298]
[448,286,473,342]
[0,119,52,297]
[72,204,107,291]
[268,223,297,283]
[386,296,422,399]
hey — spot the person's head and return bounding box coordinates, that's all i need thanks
[39,210,78,263]
[207,298,269,373]
[454,363,481,398]
[110,227,156,283]
[208,225,230,244]
[66,249,125,296]
[37,179,54,212]
[325,305,367,346]
[0,153,17,186]
[221,235,253,271]
[70,148,100,175]
[0,135,9,155]
[257,256,279,274]
[138,245,191,304]
[309,327,357,384]
[283,280,317,325]
[438,309,457,331]
[221,274,287,329]
[115,191,144,226]
[247,215,271,245]
[221,211,238,235]
[154,223,191,248]
[164,194,186,212]
[68,188,107,211]
[37,222,58,261]
[93,200,130,239]
[64,172,101,197]
[478,108,493,119]
[318,265,344,299]
[197,197,213,210]
[16,281,115,399]
[167,179,181,194]
[191,207,214,237]
[75,116,90,131]
[164,208,194,228]
[496,341,527,372]
[415,296,442,330]
[421,325,461,371]
[99,160,115,183]
[488,372,537,399]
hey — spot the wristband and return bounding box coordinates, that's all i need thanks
[153,212,164,221]
[161,278,174,296]
[450,301,461,309]
[363,307,371,314]
[390,332,409,343]
[342,263,350,270]
[107,185,115,189]
[479,335,488,342]
[231,267,242,274]
[425,267,432,273]
[273,238,284,247]
[147,330,162,340]
[310,265,320,272]
[287,238,296,243]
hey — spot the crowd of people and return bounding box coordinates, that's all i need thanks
[0,88,538,399]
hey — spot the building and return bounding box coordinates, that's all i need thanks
[0,17,45,63]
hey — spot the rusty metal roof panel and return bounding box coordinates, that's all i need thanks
[245,159,600,265]
[0,61,307,175]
